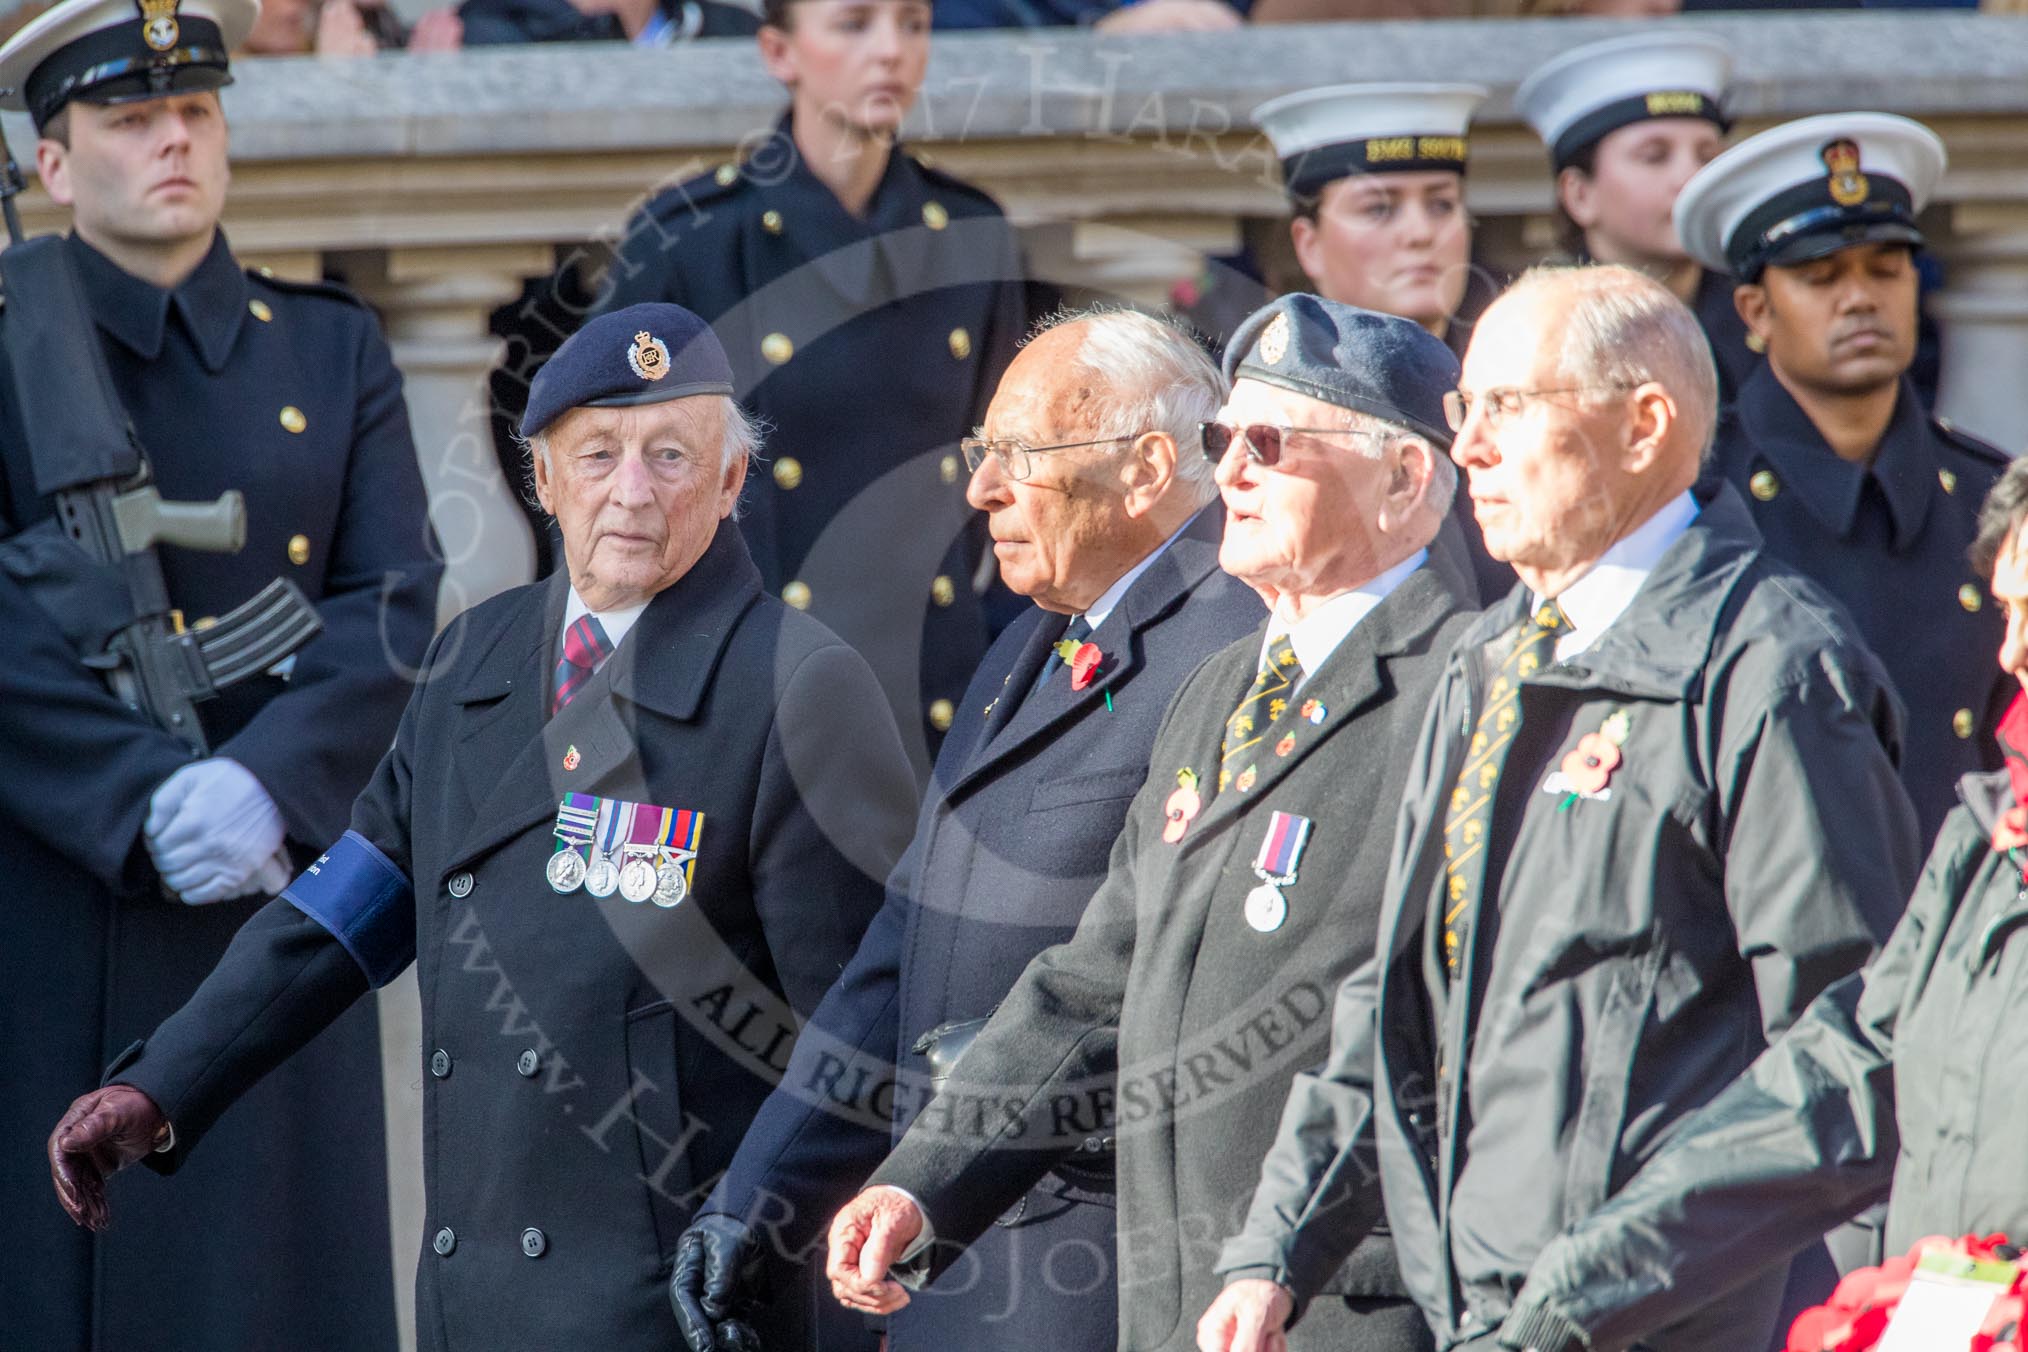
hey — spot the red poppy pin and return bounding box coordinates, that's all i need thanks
[1552,709,1630,810]
[1163,768,1202,844]
[1056,638,1105,691]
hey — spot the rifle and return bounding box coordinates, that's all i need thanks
[0,123,321,753]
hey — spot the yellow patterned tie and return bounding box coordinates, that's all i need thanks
[1440,601,1570,977]
[1220,634,1302,792]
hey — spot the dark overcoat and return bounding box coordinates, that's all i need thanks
[593,117,1026,772]
[1707,365,2012,841]
[106,522,919,1352]
[0,230,438,1352]
[710,504,1263,1350]
[867,552,1478,1352]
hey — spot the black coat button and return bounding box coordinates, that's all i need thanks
[433,1227,456,1256]
[448,872,474,899]
[516,1049,540,1078]
[521,1227,547,1258]
[430,1049,452,1079]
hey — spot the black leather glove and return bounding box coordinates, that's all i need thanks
[670,1213,766,1352]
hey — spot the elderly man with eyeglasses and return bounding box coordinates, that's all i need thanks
[1198,264,1919,1352]
[662,307,1263,1352]
[817,293,1478,1352]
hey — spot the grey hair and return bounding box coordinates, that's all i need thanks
[1046,306,1226,507]
[517,394,764,516]
[1502,264,1720,459]
[1337,407,1459,521]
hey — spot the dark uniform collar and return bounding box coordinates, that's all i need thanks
[67,227,248,373]
[602,518,763,722]
[1737,364,1933,550]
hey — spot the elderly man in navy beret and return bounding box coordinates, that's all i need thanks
[46,303,918,1352]
[822,293,1480,1352]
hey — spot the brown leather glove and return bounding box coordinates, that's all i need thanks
[48,1084,169,1231]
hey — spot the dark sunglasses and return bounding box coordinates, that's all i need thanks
[1198,421,1384,466]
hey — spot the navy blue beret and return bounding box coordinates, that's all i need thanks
[1223,294,1460,449]
[524,303,736,439]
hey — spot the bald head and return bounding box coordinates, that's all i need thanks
[966,308,1224,612]
[1452,265,1711,597]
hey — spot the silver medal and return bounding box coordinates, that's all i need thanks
[652,862,689,909]
[546,849,587,894]
[619,857,659,904]
[584,855,620,898]
[1244,882,1287,933]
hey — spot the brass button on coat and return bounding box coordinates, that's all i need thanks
[761,210,783,235]
[773,457,804,490]
[1749,469,1779,502]
[782,581,811,610]
[940,454,960,485]
[761,333,793,365]
[1940,468,1958,494]
[1961,584,1983,613]
[930,575,956,607]
[1955,708,1976,739]
[927,699,954,732]
[948,328,972,360]
[288,534,312,566]
[279,406,307,434]
[922,201,949,230]
[248,299,273,322]
[715,162,738,186]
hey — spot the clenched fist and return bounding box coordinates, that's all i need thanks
[48,1084,169,1231]
[825,1186,924,1315]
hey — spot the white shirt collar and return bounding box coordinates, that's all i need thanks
[1078,513,1195,633]
[562,587,650,656]
[1259,548,1426,691]
[1538,491,1699,659]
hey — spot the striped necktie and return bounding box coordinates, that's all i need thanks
[1439,600,1569,977]
[552,613,614,715]
[1220,634,1302,793]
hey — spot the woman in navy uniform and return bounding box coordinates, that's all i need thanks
[46,304,918,1352]
[594,0,1025,776]
[1676,112,2011,844]
[1250,82,1505,601]
[1514,32,1755,405]
[0,0,438,1347]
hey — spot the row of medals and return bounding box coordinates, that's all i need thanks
[547,846,689,908]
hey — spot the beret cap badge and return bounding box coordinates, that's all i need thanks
[627,330,671,382]
[138,0,180,52]
[1821,138,1869,209]
[1258,312,1290,366]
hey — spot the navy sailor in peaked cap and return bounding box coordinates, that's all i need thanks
[0,0,442,1345]
[1678,113,2015,846]
[47,302,919,1352]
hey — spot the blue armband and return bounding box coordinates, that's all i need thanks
[283,830,416,989]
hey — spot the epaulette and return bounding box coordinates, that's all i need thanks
[910,155,1006,218]
[639,158,752,224]
[1933,414,2014,470]
[246,267,372,311]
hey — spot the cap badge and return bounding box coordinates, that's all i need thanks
[1259,312,1290,366]
[1821,139,1870,209]
[138,0,180,51]
[627,330,671,382]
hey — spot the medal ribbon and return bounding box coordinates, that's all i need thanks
[593,797,633,862]
[553,791,599,858]
[1253,811,1312,881]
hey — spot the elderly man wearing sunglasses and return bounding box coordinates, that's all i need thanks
[821,293,1477,1352]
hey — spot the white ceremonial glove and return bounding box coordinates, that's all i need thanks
[145,759,287,905]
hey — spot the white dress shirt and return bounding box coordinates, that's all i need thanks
[1540,491,1699,661]
[1258,548,1427,692]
